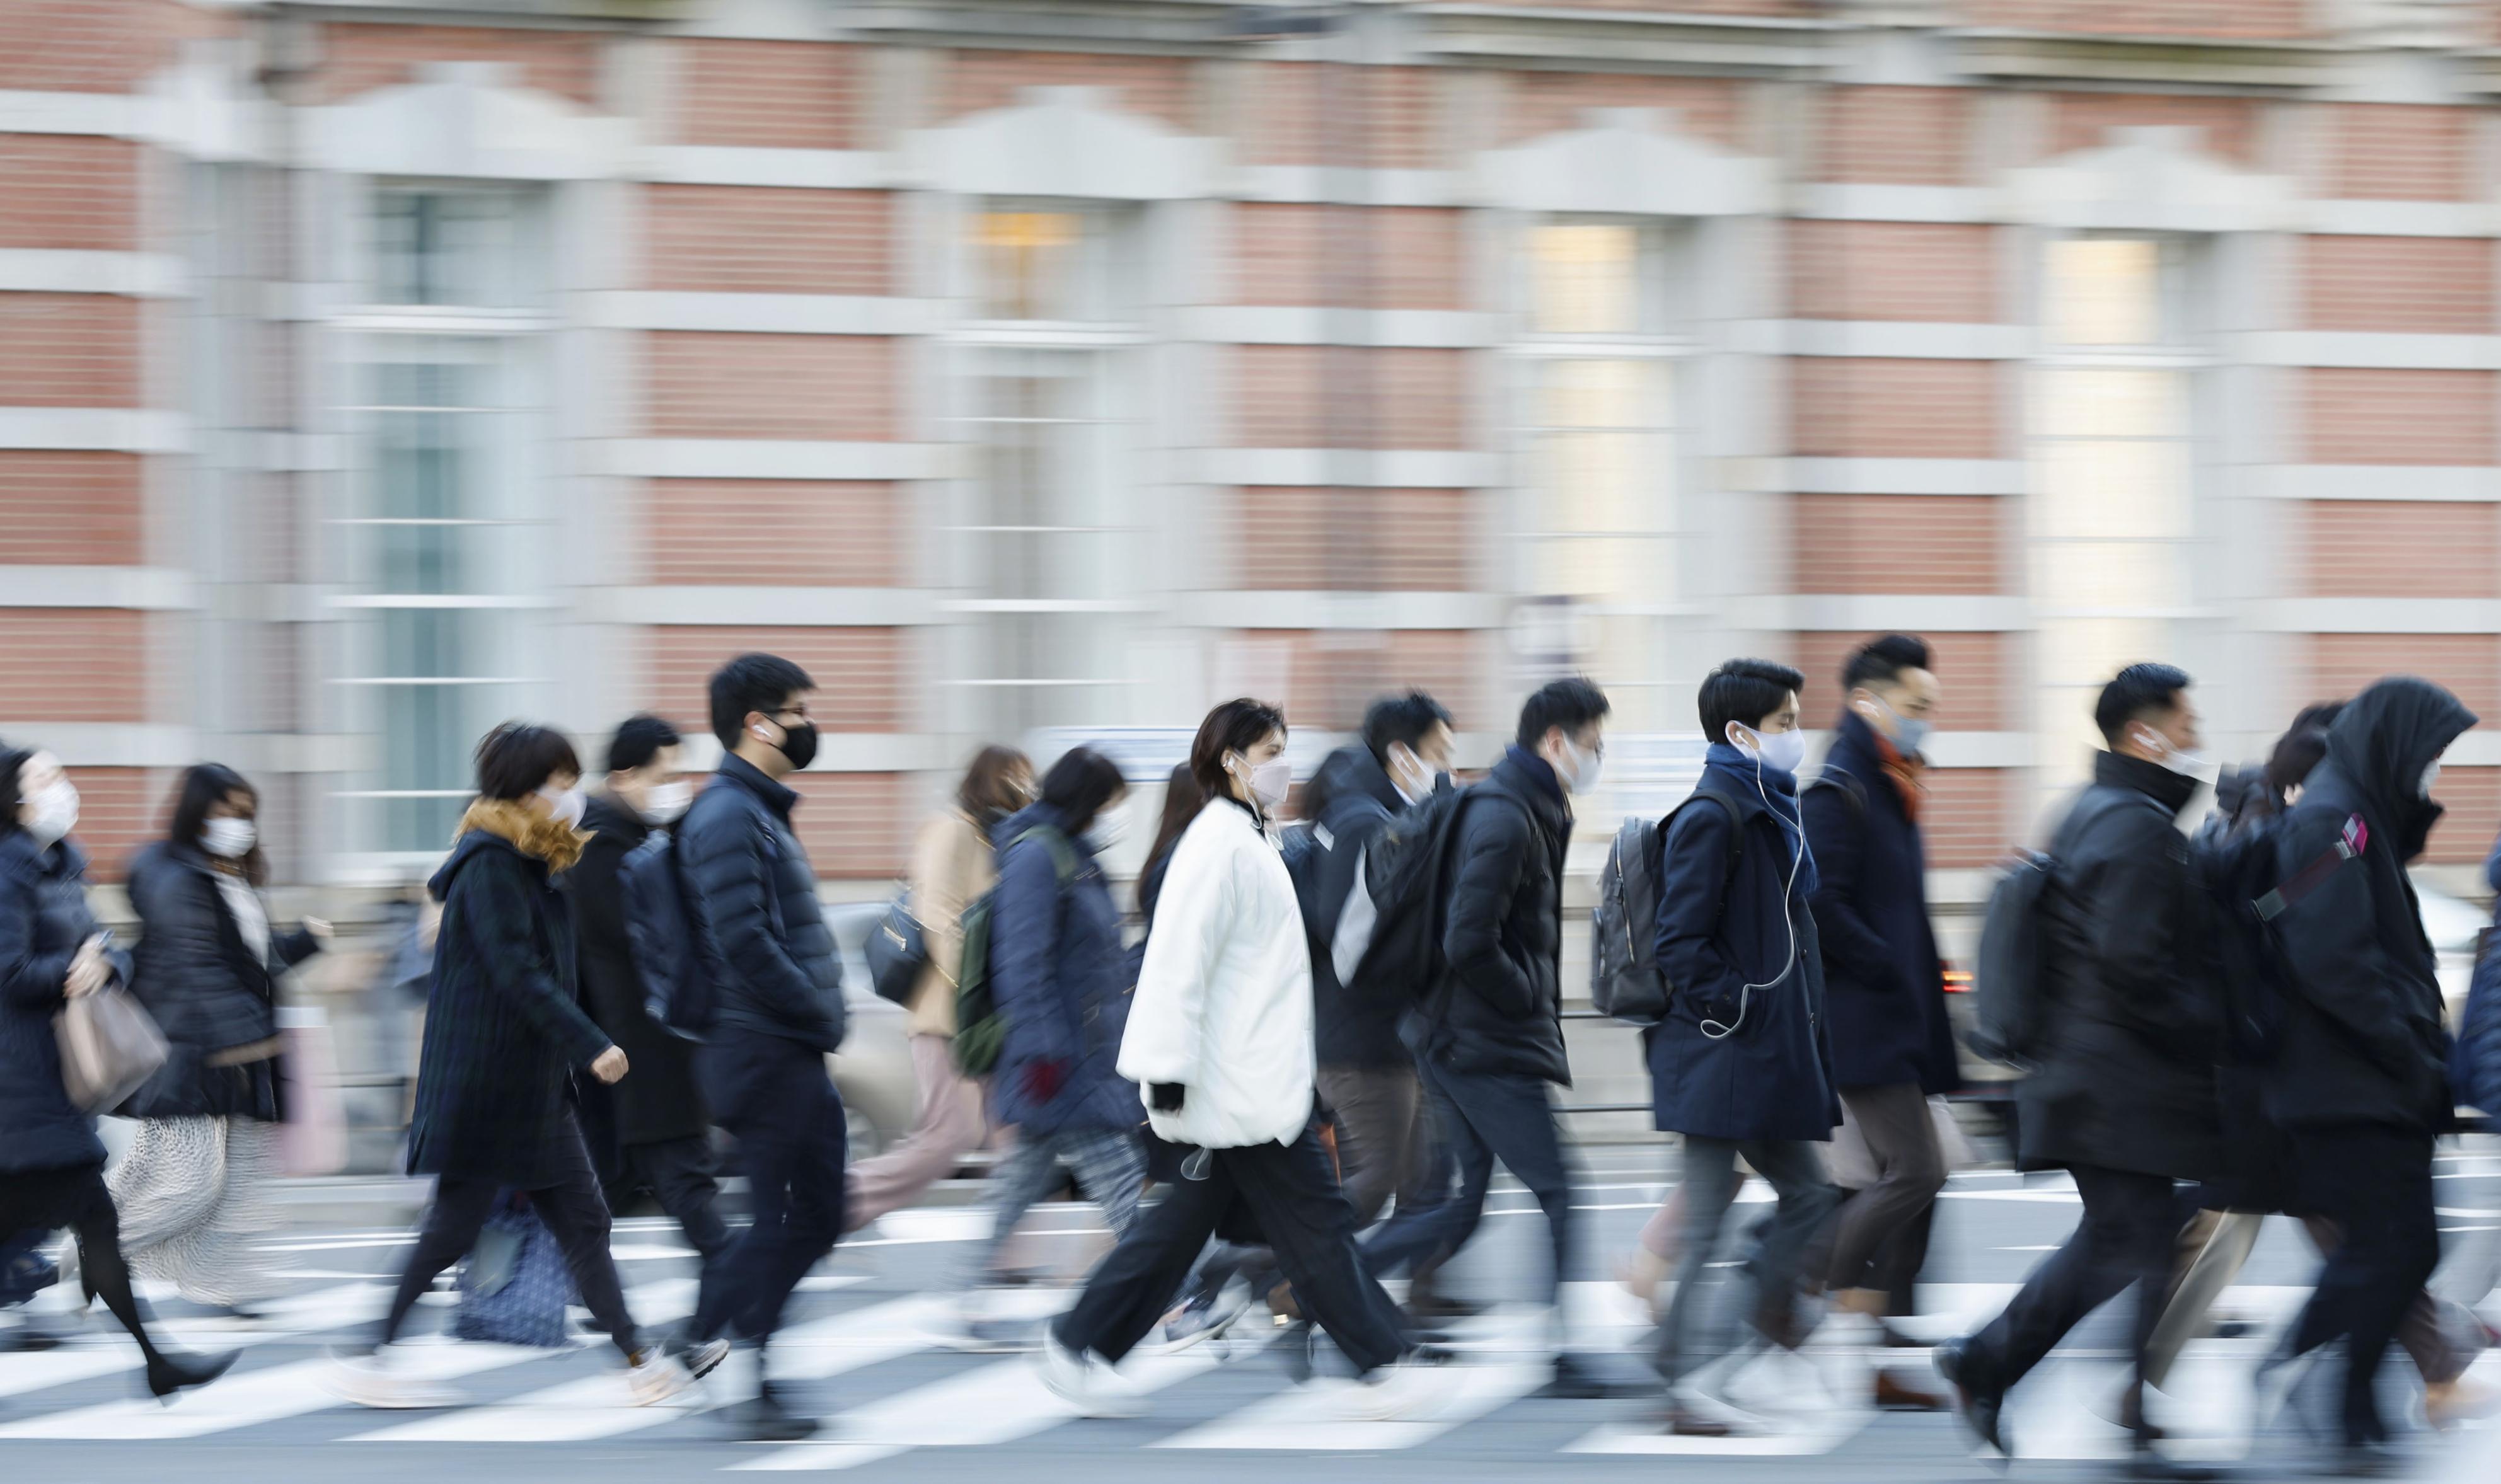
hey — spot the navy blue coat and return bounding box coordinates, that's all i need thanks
[1305,744,1419,1068]
[0,833,117,1173]
[1647,751,1840,1143]
[678,754,845,1054]
[1801,713,1958,1094]
[986,803,1135,1136]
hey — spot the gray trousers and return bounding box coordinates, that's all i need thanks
[964,1127,1146,1285]
[1315,1062,1437,1228]
[1656,1137,1839,1383]
[1824,1083,1946,1293]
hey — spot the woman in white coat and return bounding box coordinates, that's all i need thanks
[1036,699,1436,1420]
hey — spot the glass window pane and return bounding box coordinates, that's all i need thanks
[2046,238,2161,347]
[976,210,1082,320]
[376,192,526,308]
[1532,224,1639,335]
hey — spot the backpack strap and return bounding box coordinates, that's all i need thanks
[1014,825,1082,886]
[2253,814,2367,923]
[1665,788,1749,923]
[1807,765,1869,818]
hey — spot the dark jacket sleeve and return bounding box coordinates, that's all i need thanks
[0,868,72,1010]
[2275,824,2442,1082]
[1440,798,1538,1020]
[273,926,323,972]
[569,835,640,1033]
[2083,811,2214,1043]
[991,837,1076,1065]
[686,802,828,1040]
[1655,799,1744,1015]
[459,853,612,1069]
[128,863,238,1042]
[1801,781,1902,994]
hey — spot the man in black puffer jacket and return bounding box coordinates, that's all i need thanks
[1363,677,1614,1397]
[677,653,844,1442]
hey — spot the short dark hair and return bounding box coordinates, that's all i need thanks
[1841,634,1932,693]
[708,653,816,750]
[605,714,681,775]
[474,722,583,802]
[1041,745,1127,831]
[166,762,266,886]
[1699,659,1805,742]
[2093,662,2193,746]
[1361,691,1453,767]
[0,744,32,841]
[1515,676,1610,752]
[957,744,1034,821]
[1189,697,1289,805]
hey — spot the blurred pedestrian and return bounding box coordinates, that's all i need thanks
[1937,665,2222,1480]
[2257,677,2477,1469]
[846,745,1033,1233]
[569,713,731,1362]
[958,747,1143,1341]
[1038,699,1439,1422]
[110,764,328,1317]
[1646,660,1842,1434]
[0,745,235,1399]
[1800,636,1954,1408]
[332,723,690,1410]
[1361,677,1618,1396]
[678,654,847,1441]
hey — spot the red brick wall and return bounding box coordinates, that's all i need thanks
[2302,237,2495,333]
[1232,205,1466,311]
[2304,634,2500,723]
[2330,105,2476,201]
[0,453,142,565]
[315,21,600,106]
[2047,91,2258,166]
[1244,64,1438,168]
[785,773,910,877]
[2425,766,2500,866]
[644,187,892,296]
[2304,369,2497,465]
[1476,0,1808,13]
[0,611,147,720]
[649,626,905,734]
[1233,488,1472,591]
[2301,502,2497,599]
[0,0,186,93]
[0,294,139,407]
[1233,347,1471,449]
[1789,222,1999,322]
[0,137,139,251]
[1792,360,2000,458]
[1792,631,2013,733]
[1815,88,1970,185]
[1922,768,2016,868]
[644,481,903,587]
[1793,495,2004,594]
[676,39,860,151]
[50,766,163,883]
[1972,1,2308,41]
[645,334,898,441]
[944,50,1191,130]
[1271,629,1486,733]
[1502,72,1743,149]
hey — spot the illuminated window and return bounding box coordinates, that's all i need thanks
[972,206,1133,323]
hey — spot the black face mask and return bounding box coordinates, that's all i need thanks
[773,720,819,771]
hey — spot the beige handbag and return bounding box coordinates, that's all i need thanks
[55,986,169,1112]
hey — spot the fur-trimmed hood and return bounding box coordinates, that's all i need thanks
[446,798,587,876]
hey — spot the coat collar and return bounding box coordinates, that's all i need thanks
[2094,749,2202,819]
[582,791,650,848]
[716,752,799,820]
[0,829,84,884]
[1491,746,1571,836]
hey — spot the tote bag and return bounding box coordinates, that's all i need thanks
[55,986,168,1112]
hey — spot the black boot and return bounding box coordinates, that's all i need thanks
[729,1381,819,1442]
[1932,1338,2009,1456]
[145,1346,238,1401]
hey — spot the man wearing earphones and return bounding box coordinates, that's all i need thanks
[1649,659,1842,1435]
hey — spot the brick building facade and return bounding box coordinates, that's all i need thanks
[9,0,2501,899]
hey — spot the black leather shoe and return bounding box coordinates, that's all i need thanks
[145,1346,238,1401]
[729,1383,819,1442]
[1932,1338,2009,1456]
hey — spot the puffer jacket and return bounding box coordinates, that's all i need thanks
[1406,747,1573,1086]
[120,840,321,1120]
[0,832,120,1173]
[1118,797,1316,1149]
[678,753,844,1053]
[986,803,1134,1135]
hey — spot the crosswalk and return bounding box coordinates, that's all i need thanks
[1,1268,2495,1473]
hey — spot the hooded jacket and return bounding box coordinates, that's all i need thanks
[120,839,321,1121]
[1407,747,1574,1086]
[0,833,117,1173]
[985,802,1135,1135]
[2265,677,2477,1135]
[569,793,707,1147]
[1304,744,1423,1067]
[1118,796,1316,1149]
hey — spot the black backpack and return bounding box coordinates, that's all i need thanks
[619,829,720,1041]
[1590,790,1742,1027]
[2206,810,2369,1066]
[1970,848,2056,1067]
[1339,786,1482,996]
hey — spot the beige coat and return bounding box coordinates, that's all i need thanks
[904,808,995,1038]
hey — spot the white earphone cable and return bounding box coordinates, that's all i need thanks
[1698,736,1806,1042]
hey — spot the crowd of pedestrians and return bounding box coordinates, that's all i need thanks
[3,640,2501,1475]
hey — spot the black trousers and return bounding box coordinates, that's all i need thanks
[1055,1122,1411,1375]
[2286,1125,2441,1445]
[1963,1163,2193,1440]
[0,1163,170,1364]
[380,1117,641,1357]
[693,1031,846,1348]
[620,1134,734,1282]
[1360,1060,1573,1305]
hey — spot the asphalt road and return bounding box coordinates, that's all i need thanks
[3,1145,2499,1484]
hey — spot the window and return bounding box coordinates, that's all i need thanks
[2031,237,2202,786]
[334,187,550,868]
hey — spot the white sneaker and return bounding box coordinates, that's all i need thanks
[1340,1355,1452,1422]
[324,1345,466,1410]
[1035,1329,1143,1420]
[1669,1373,1776,1435]
[627,1350,697,1406]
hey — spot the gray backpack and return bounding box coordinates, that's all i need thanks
[1590,790,1742,1027]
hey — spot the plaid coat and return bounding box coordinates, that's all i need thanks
[407,804,613,1188]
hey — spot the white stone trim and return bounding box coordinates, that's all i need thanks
[2444,734,2501,768]
[2304,200,2500,238]
[2262,465,2501,502]
[1781,594,2028,631]
[1229,166,1468,209]
[0,409,186,454]
[2009,127,2296,234]
[2232,331,2501,370]
[584,290,940,335]
[0,723,193,769]
[304,63,631,181]
[0,567,195,610]
[1477,108,1774,218]
[635,145,887,190]
[2255,597,2501,633]
[1793,185,1998,224]
[0,88,141,137]
[593,586,942,626]
[908,87,1214,202]
[608,440,950,481]
[1173,306,1501,348]
[1198,448,1502,488]
[0,250,185,297]
[1779,320,2030,360]
[1173,590,1511,630]
[1763,457,2028,496]
[674,733,939,774]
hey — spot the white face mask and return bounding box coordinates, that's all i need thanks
[22,779,78,848]
[640,779,692,825]
[1863,693,1934,757]
[536,784,587,829]
[202,818,257,859]
[2421,760,2442,798]
[2132,724,2211,779]
[1084,810,1129,854]
[1557,737,1603,795]
[1731,723,1808,776]
[1387,745,1440,808]
[1233,753,1293,812]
